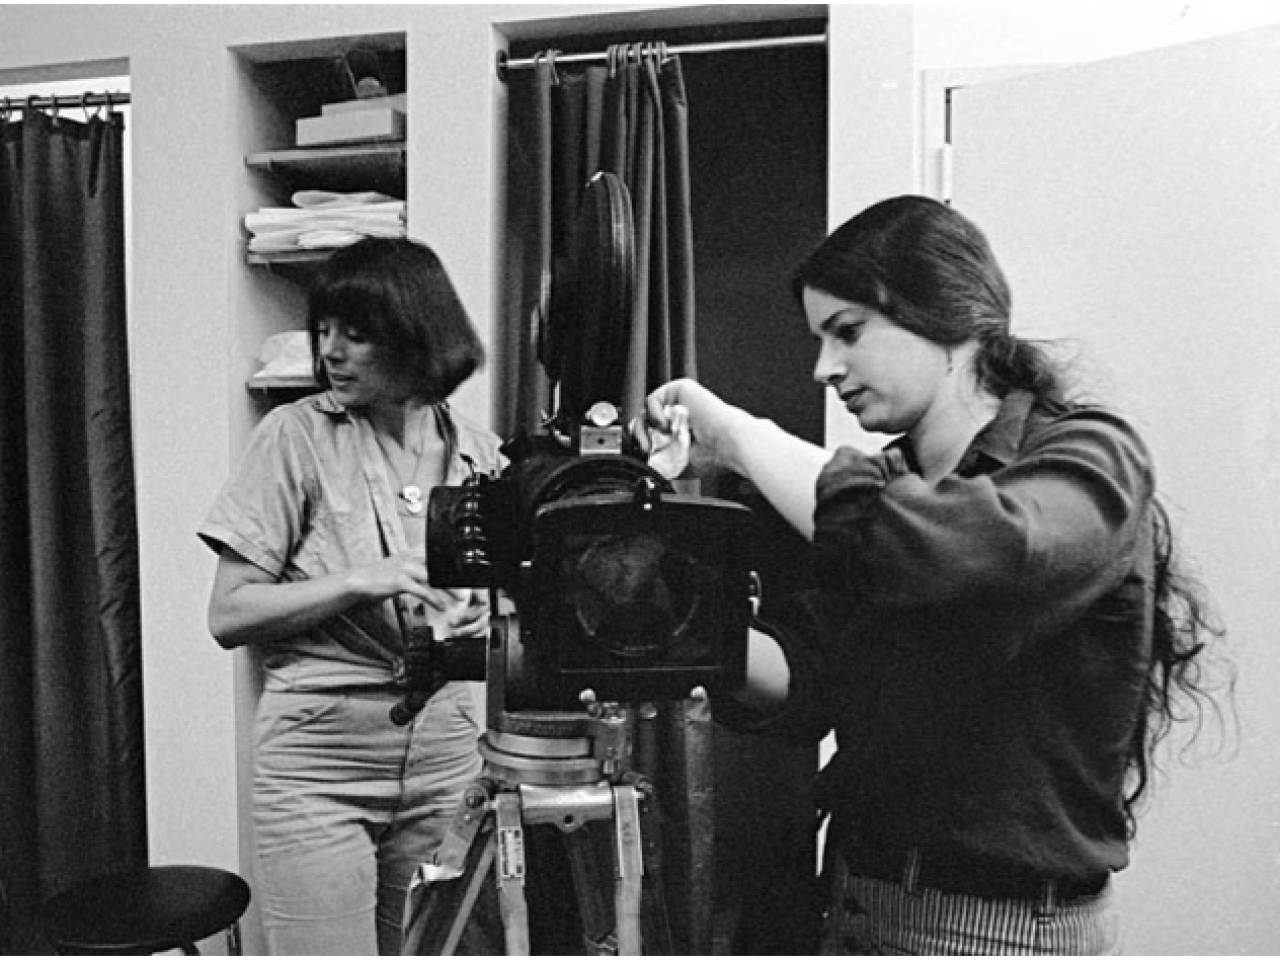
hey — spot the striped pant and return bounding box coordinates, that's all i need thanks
[820,849,1121,955]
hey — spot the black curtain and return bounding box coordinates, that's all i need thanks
[0,105,146,952]
[503,44,711,956]
[514,43,696,433]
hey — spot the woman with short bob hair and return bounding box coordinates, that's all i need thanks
[201,237,501,954]
[307,237,484,403]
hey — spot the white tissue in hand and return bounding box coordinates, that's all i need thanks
[647,404,691,480]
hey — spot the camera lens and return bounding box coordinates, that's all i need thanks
[563,533,700,660]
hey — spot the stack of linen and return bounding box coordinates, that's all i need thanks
[245,190,405,255]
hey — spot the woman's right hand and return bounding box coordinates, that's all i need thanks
[640,378,749,475]
[351,554,489,630]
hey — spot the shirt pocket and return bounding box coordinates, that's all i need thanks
[295,493,384,579]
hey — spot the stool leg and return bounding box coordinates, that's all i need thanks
[226,920,243,955]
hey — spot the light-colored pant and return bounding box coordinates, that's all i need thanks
[820,848,1121,955]
[253,684,482,956]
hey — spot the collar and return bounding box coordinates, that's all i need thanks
[314,390,461,464]
[960,389,1035,473]
[890,389,1036,477]
[313,390,346,417]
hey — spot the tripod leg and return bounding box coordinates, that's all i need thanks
[494,791,532,955]
[402,781,498,956]
[564,825,618,953]
[613,785,645,956]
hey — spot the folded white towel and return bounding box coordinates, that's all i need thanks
[297,230,364,249]
[244,205,404,233]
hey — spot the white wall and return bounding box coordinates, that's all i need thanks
[3,3,1277,954]
[914,1,1280,70]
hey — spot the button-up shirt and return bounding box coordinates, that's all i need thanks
[745,390,1156,882]
[199,392,503,692]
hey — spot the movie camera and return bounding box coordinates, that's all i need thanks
[399,168,754,955]
[397,403,757,955]
[412,401,753,714]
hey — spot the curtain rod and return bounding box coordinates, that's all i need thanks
[497,31,826,81]
[4,90,131,111]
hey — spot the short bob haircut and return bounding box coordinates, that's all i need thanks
[307,237,484,403]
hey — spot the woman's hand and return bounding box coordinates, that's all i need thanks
[349,553,437,605]
[209,549,485,649]
[639,378,749,476]
[353,558,490,637]
[638,378,833,541]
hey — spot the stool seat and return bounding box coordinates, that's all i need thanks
[38,865,251,955]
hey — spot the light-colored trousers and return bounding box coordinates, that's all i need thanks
[253,684,482,956]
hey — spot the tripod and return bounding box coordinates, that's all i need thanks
[401,701,673,956]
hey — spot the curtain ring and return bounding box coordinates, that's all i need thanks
[48,94,60,124]
[27,93,56,124]
[533,50,560,87]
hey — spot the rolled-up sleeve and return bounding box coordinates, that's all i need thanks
[199,408,310,578]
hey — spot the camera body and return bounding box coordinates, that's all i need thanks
[427,413,753,710]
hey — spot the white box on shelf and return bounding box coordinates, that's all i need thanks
[295,108,405,148]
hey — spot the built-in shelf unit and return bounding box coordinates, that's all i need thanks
[234,34,407,397]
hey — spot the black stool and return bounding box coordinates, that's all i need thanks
[38,865,251,955]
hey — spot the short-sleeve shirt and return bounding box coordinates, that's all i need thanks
[199,391,504,692]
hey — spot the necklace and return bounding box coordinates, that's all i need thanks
[373,411,430,514]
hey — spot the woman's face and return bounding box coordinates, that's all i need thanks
[315,318,412,407]
[803,287,949,436]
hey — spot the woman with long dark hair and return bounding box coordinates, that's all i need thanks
[640,195,1226,954]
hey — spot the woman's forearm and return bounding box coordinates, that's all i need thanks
[725,412,830,541]
[208,559,369,649]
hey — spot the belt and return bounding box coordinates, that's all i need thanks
[844,843,1108,903]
